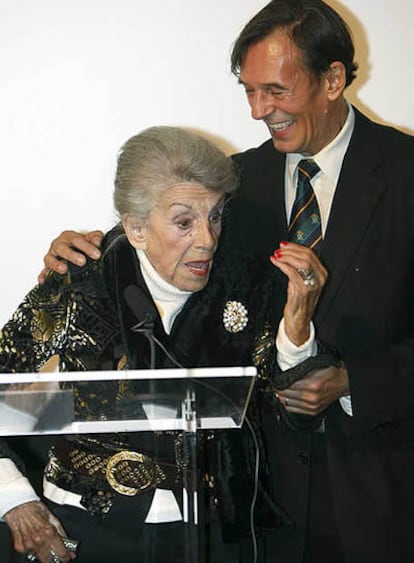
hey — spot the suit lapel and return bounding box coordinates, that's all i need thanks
[272,149,289,242]
[315,110,388,326]
[257,141,289,244]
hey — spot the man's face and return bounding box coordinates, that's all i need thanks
[239,30,340,156]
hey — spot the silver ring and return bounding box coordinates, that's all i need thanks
[297,268,316,287]
[285,397,289,406]
[62,537,79,553]
[49,550,62,563]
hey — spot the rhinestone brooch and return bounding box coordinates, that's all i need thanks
[223,301,248,333]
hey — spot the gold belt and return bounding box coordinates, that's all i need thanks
[54,439,169,496]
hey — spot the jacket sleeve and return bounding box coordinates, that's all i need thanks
[0,272,71,374]
[0,274,71,515]
[0,452,39,518]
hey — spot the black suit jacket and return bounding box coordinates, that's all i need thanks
[228,107,414,562]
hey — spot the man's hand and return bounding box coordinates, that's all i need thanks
[38,230,104,284]
[4,501,75,562]
[277,364,350,415]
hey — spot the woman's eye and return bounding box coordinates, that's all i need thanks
[210,210,223,224]
[176,218,192,230]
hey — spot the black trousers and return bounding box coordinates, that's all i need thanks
[302,433,344,563]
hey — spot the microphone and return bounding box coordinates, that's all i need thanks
[123,285,157,368]
[131,313,155,335]
[123,285,156,335]
[123,284,183,370]
[123,284,182,369]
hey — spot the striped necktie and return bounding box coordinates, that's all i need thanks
[288,159,322,253]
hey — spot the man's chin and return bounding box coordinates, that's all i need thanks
[271,135,299,154]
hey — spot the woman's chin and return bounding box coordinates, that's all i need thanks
[177,274,210,293]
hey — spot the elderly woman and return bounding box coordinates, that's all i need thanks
[0,126,326,563]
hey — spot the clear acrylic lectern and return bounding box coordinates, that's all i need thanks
[0,366,256,562]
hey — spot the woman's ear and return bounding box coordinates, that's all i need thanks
[325,61,346,101]
[123,214,147,249]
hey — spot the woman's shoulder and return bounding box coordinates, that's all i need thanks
[40,227,123,301]
[53,224,129,288]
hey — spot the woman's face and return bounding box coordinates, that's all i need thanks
[125,183,225,292]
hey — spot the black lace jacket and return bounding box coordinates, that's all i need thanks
[0,226,294,539]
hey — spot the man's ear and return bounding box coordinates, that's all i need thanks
[123,214,147,249]
[325,61,346,101]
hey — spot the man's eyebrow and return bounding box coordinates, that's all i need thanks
[238,78,286,90]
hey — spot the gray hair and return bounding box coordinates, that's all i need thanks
[114,126,239,220]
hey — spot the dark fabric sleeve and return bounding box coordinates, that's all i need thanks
[0,439,25,472]
[0,272,72,374]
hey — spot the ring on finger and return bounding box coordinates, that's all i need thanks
[285,397,289,406]
[297,268,317,287]
[49,550,63,563]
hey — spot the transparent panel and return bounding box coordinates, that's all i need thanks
[0,366,256,436]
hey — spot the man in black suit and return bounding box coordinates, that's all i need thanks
[39,1,414,562]
[225,2,414,562]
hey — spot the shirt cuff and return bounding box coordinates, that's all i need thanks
[0,458,40,518]
[276,318,317,371]
[339,395,353,416]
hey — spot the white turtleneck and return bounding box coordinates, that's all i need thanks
[136,249,192,335]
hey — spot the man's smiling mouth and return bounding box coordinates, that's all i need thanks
[267,119,294,132]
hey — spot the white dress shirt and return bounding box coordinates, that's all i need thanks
[284,101,355,416]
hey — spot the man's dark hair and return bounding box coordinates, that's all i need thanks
[231,0,358,87]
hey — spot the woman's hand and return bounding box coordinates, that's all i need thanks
[270,242,349,415]
[38,230,104,284]
[4,501,75,562]
[270,241,327,346]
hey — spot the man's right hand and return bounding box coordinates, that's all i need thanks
[277,364,350,416]
[4,500,75,562]
[38,230,104,284]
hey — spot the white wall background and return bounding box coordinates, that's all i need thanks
[0,0,413,326]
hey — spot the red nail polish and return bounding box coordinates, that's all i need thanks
[274,250,282,259]
[280,241,288,247]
